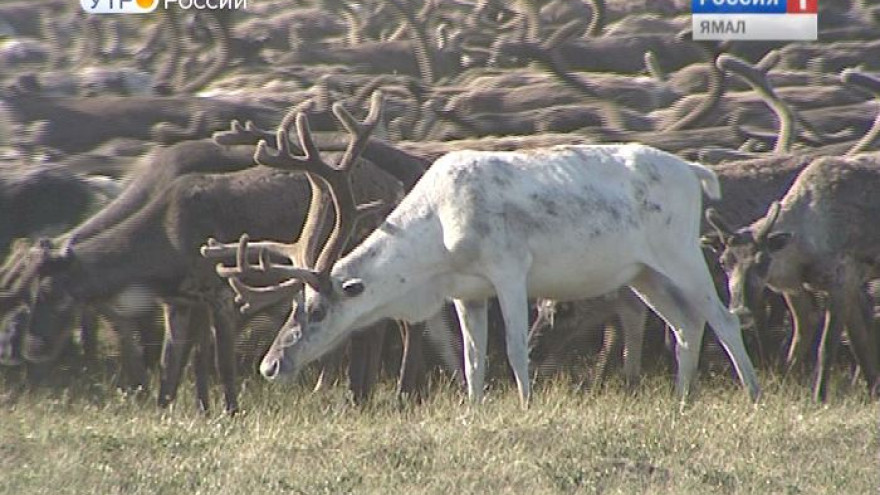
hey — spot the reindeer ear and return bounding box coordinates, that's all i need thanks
[341,278,365,297]
[764,232,792,252]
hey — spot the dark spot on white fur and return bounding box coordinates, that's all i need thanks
[502,202,547,233]
[379,222,402,235]
[472,220,491,236]
[491,168,513,187]
[643,202,662,213]
[363,246,380,259]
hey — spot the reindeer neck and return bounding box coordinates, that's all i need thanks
[70,142,256,244]
[336,198,447,303]
[61,213,184,302]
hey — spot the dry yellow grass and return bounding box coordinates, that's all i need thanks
[0,370,877,494]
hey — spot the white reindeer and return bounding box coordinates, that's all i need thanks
[254,142,761,406]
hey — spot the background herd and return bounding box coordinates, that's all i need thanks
[1,0,879,412]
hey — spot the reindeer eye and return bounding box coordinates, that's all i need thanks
[280,328,301,347]
[341,279,364,297]
[310,304,326,323]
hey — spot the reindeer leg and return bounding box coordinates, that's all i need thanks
[453,299,489,405]
[490,275,532,408]
[211,301,239,415]
[760,293,788,370]
[347,323,386,405]
[209,297,240,415]
[158,302,194,408]
[814,306,840,402]
[618,290,648,390]
[347,335,367,404]
[593,322,620,390]
[79,306,99,363]
[362,322,388,402]
[783,290,821,377]
[813,266,854,402]
[842,282,880,396]
[192,305,213,414]
[747,292,771,369]
[632,252,761,403]
[397,320,426,401]
[315,346,346,393]
[629,269,707,403]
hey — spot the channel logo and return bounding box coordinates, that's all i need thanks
[81,0,158,14]
[692,0,818,40]
[693,0,817,14]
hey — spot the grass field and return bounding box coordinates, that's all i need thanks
[1,368,877,495]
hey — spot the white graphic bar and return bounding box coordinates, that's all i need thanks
[692,14,817,40]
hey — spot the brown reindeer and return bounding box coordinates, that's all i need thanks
[0,96,429,410]
[708,153,880,401]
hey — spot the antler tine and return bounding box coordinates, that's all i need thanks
[213,94,386,295]
[841,68,880,97]
[214,234,258,279]
[213,120,276,146]
[228,277,304,314]
[841,69,880,155]
[254,262,323,289]
[215,254,323,291]
[207,232,322,311]
[207,233,318,283]
[311,92,386,275]
[254,112,326,175]
[236,234,252,275]
[202,236,255,261]
[717,54,795,154]
[332,91,385,173]
[201,237,232,259]
[253,98,322,176]
[254,101,339,288]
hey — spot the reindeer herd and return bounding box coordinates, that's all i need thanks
[0,0,879,414]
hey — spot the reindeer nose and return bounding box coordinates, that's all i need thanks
[261,358,281,380]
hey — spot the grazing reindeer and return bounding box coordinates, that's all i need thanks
[249,140,760,406]
[204,92,454,403]
[528,289,649,387]
[707,153,880,401]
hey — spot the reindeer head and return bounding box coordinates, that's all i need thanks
[203,92,387,381]
[0,238,77,363]
[705,202,792,329]
[0,300,27,365]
